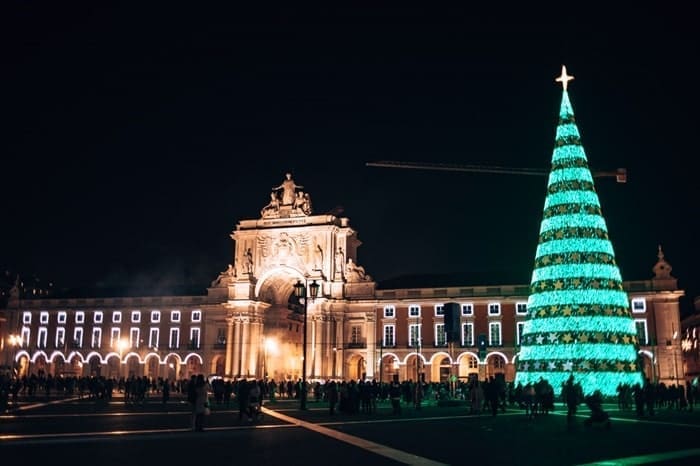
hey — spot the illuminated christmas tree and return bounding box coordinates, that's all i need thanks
[514,66,643,396]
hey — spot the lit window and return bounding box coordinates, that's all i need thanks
[130,328,140,348]
[56,327,65,347]
[58,312,67,324]
[40,312,49,324]
[351,326,362,344]
[151,310,160,323]
[191,310,202,322]
[23,312,31,324]
[488,303,501,316]
[517,322,526,345]
[20,327,30,347]
[113,311,122,323]
[37,327,48,348]
[462,322,474,346]
[408,305,421,317]
[461,303,474,316]
[635,319,648,345]
[149,328,159,348]
[170,328,180,349]
[132,311,141,323]
[383,306,395,318]
[409,324,421,347]
[467,355,478,369]
[110,328,120,348]
[516,302,528,315]
[489,322,502,346]
[94,311,103,324]
[383,325,395,347]
[435,323,446,346]
[190,327,200,348]
[631,298,646,313]
[435,304,445,316]
[76,311,85,324]
[74,328,84,348]
[171,310,181,323]
[92,328,102,348]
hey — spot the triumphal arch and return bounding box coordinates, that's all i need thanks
[207,173,377,382]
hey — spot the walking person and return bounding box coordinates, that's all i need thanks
[564,375,579,425]
[192,374,208,432]
[326,380,338,415]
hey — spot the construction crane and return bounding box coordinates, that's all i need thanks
[366,160,627,183]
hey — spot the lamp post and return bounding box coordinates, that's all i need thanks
[293,278,320,410]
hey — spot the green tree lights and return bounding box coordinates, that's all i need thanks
[514,67,643,396]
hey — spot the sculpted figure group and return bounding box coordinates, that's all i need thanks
[261,173,312,217]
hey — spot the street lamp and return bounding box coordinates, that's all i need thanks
[293,278,320,410]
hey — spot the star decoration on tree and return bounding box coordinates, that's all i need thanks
[548,361,557,370]
[548,332,559,343]
[562,360,574,371]
[536,335,545,344]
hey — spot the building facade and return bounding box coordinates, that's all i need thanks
[0,175,687,387]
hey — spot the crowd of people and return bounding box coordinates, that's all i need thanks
[3,370,699,432]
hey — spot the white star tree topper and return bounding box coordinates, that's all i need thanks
[556,65,574,91]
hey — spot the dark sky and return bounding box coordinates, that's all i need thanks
[2,5,698,314]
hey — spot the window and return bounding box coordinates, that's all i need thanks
[517,322,526,345]
[467,355,478,369]
[58,312,67,324]
[149,328,159,348]
[170,328,180,349]
[56,327,65,347]
[76,311,85,324]
[74,327,84,348]
[94,311,103,324]
[635,319,648,345]
[23,312,31,324]
[435,304,445,316]
[461,303,474,316]
[488,303,501,316]
[151,310,160,323]
[383,306,395,318]
[516,302,528,315]
[631,298,646,313]
[409,324,421,347]
[190,327,200,348]
[216,328,226,345]
[191,310,202,322]
[408,305,421,317]
[350,326,362,344]
[38,327,48,348]
[113,311,122,323]
[110,328,120,348]
[383,325,395,347]
[489,322,502,346]
[171,310,181,323]
[92,328,102,348]
[130,328,140,348]
[462,322,474,346]
[131,311,141,323]
[40,312,49,324]
[435,323,446,346]
[20,327,30,347]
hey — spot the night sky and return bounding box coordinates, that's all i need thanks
[2,5,698,315]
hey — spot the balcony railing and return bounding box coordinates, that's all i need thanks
[346,342,366,349]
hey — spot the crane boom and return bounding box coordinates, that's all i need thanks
[366,160,627,183]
